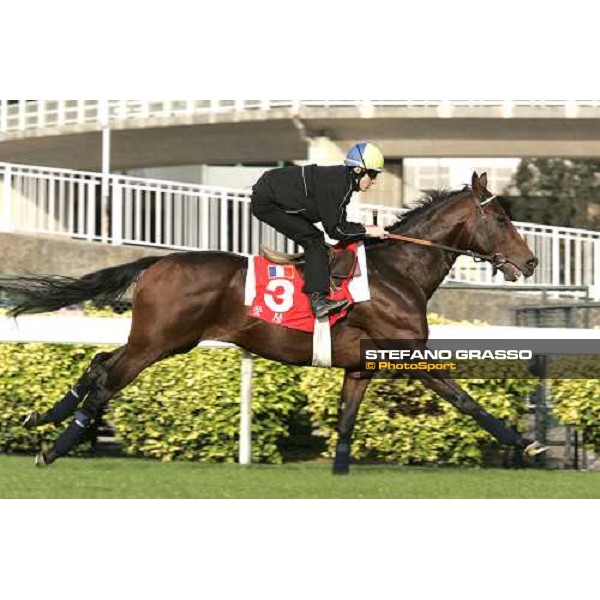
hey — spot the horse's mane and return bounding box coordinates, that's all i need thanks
[386,186,472,234]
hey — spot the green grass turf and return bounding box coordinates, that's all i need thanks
[2,455,600,498]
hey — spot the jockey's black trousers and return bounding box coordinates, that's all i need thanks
[251,196,330,294]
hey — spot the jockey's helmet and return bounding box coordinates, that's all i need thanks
[345,142,385,173]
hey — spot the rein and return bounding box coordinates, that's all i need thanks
[384,231,496,262]
[383,194,508,268]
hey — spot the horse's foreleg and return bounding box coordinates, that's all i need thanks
[418,373,546,456]
[333,371,372,475]
[23,351,115,429]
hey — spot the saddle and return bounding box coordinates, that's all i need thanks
[259,244,360,285]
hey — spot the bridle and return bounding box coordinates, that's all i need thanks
[384,189,510,273]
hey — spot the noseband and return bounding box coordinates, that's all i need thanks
[472,192,510,274]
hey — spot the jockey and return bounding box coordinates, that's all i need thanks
[251,142,387,319]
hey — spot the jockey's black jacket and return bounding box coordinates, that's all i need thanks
[252,165,366,241]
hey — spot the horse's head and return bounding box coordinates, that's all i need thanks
[459,172,538,281]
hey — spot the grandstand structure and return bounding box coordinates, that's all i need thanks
[3,100,600,201]
[2,100,600,303]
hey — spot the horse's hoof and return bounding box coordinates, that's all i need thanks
[34,452,50,467]
[23,411,41,429]
[333,463,350,476]
[524,441,548,457]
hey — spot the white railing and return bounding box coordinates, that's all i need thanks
[1,163,101,241]
[2,161,600,297]
[2,100,600,133]
[0,162,300,255]
[449,222,600,296]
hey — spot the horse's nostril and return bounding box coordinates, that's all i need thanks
[527,257,539,269]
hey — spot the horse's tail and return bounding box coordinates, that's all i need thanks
[0,255,164,317]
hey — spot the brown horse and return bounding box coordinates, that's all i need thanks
[2,172,544,471]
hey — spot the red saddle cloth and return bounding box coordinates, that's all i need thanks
[249,244,357,333]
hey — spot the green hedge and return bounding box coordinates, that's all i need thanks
[2,326,600,463]
[109,349,305,463]
[550,378,600,449]
[0,344,306,464]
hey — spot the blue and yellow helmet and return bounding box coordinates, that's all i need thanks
[345,142,385,172]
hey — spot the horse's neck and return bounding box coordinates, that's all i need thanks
[379,209,468,299]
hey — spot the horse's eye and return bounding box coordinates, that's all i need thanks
[497,214,508,224]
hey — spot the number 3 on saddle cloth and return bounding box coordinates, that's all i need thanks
[244,242,370,333]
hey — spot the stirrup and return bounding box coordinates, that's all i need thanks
[324,298,349,317]
[310,294,348,319]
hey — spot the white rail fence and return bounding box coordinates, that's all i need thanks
[2,162,600,297]
[2,100,600,133]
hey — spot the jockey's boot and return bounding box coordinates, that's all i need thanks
[310,292,349,319]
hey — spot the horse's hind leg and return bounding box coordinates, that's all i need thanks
[23,350,116,429]
[37,343,164,465]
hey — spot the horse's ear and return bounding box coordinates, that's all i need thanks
[471,171,481,194]
[479,172,488,189]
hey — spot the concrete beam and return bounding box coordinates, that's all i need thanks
[0,119,310,171]
[4,106,600,170]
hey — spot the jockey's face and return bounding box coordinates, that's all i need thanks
[354,168,377,192]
